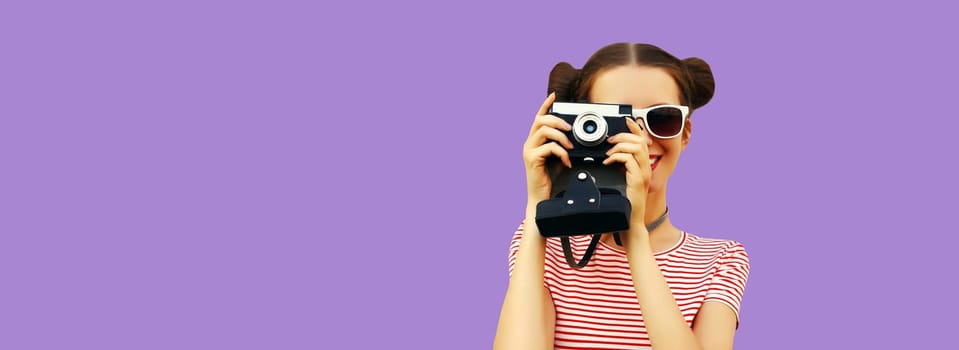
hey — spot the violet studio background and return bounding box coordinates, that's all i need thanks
[2,0,956,349]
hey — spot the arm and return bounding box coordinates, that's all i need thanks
[492,205,555,350]
[605,119,741,350]
[624,227,738,350]
[494,92,570,349]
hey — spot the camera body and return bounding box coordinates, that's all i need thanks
[550,101,634,162]
[546,101,634,199]
[535,102,635,237]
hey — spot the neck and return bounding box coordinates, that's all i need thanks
[601,186,680,252]
[639,188,670,235]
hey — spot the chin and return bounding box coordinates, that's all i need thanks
[646,171,671,195]
[647,162,676,194]
[647,180,666,195]
[648,186,664,196]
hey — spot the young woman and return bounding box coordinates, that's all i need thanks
[494,43,750,350]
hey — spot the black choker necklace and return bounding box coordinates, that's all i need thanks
[613,207,669,246]
[561,207,670,269]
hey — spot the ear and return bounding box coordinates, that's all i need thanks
[681,118,692,150]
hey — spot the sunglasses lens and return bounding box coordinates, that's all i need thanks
[647,107,684,137]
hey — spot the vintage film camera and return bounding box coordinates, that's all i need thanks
[535,101,635,242]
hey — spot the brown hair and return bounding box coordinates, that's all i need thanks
[548,43,715,112]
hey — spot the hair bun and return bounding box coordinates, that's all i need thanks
[681,57,715,110]
[548,62,581,102]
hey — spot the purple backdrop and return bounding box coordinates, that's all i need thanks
[3,0,957,349]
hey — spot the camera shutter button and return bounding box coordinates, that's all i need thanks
[577,172,588,181]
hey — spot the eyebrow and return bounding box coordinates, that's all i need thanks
[638,102,674,109]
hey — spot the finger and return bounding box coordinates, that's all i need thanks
[604,153,649,184]
[525,122,573,149]
[607,132,645,145]
[602,153,641,174]
[605,143,647,158]
[626,117,652,145]
[530,114,572,135]
[626,117,644,134]
[527,142,572,168]
[536,92,557,118]
[531,125,574,149]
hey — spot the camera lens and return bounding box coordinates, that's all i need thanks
[572,113,607,146]
[583,120,598,134]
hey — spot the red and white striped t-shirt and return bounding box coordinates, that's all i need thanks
[507,222,750,349]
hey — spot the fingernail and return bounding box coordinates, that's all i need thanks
[607,135,617,142]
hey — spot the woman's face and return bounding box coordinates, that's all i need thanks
[589,65,690,194]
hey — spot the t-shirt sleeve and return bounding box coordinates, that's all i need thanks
[507,221,525,277]
[507,221,552,291]
[704,241,750,322]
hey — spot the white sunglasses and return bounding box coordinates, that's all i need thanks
[632,105,689,139]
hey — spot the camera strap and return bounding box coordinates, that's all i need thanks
[561,234,602,269]
[562,207,669,269]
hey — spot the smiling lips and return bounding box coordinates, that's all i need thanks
[650,156,662,171]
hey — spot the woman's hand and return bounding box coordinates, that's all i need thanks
[522,92,573,203]
[602,117,652,219]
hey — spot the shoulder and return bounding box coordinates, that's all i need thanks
[679,232,750,264]
[684,232,748,253]
[686,232,751,318]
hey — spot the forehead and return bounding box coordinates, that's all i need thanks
[589,65,681,107]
